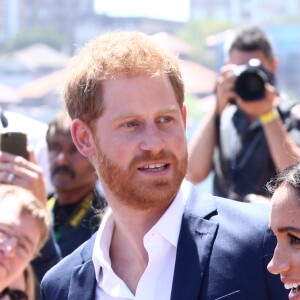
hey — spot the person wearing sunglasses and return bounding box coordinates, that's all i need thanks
[0,185,49,298]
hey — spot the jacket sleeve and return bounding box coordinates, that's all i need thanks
[32,229,62,281]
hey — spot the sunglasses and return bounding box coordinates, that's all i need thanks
[0,288,28,300]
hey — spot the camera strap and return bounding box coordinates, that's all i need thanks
[230,129,263,189]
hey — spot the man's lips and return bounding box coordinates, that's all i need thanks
[138,163,169,172]
[139,163,169,172]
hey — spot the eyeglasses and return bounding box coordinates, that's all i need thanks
[0,287,28,300]
[0,226,35,259]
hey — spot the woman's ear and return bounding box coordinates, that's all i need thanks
[71,119,95,157]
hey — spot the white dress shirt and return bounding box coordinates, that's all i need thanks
[92,180,190,300]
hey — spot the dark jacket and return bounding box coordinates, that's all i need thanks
[41,184,287,300]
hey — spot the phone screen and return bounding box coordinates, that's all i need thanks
[0,132,28,159]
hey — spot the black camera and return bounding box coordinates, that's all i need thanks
[234,59,275,101]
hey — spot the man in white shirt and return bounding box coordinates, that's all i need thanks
[41,31,287,300]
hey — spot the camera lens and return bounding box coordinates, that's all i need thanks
[235,69,266,101]
[234,59,274,102]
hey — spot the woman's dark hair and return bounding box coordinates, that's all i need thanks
[267,161,300,196]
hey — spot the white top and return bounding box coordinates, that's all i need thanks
[92,180,190,300]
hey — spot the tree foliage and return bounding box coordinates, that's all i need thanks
[177,19,234,69]
[3,27,66,53]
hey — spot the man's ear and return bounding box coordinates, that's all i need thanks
[71,119,95,157]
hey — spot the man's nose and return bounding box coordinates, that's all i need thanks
[139,126,166,153]
[56,150,69,163]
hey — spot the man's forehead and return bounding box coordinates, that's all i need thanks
[228,49,271,66]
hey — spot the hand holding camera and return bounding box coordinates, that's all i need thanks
[215,59,278,117]
[234,59,275,101]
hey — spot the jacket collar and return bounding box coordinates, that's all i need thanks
[171,186,219,300]
[68,235,97,300]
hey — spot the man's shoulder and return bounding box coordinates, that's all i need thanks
[41,234,96,295]
[184,186,274,254]
[186,186,270,227]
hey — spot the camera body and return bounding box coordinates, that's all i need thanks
[234,59,275,101]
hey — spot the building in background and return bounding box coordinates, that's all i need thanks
[190,0,300,24]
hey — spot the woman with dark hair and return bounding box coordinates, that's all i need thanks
[267,161,300,300]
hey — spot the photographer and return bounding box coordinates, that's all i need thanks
[187,25,300,202]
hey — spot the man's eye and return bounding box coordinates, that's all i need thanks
[159,116,172,123]
[125,121,138,128]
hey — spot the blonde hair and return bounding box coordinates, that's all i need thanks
[24,264,36,300]
[0,184,50,252]
[62,31,184,126]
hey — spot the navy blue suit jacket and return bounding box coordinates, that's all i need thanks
[41,185,288,299]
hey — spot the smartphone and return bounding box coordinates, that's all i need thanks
[0,132,28,159]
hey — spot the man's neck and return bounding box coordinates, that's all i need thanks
[55,184,95,205]
[108,203,170,294]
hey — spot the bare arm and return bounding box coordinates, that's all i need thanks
[236,85,300,173]
[186,65,237,184]
[261,109,300,172]
[186,109,217,183]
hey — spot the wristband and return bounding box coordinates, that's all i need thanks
[259,109,279,124]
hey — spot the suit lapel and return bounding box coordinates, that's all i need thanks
[68,235,97,300]
[170,187,219,300]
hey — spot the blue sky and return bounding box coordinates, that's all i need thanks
[94,0,190,22]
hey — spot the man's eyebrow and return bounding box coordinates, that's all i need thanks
[112,105,179,120]
[278,226,300,234]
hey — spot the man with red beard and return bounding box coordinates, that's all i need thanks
[41,31,288,300]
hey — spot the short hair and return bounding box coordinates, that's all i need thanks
[267,161,300,201]
[62,31,184,126]
[228,26,275,62]
[46,110,72,144]
[0,184,50,253]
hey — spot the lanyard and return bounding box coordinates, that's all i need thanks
[48,190,94,229]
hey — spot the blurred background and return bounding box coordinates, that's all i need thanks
[1,0,300,191]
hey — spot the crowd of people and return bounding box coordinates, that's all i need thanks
[0,25,300,300]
